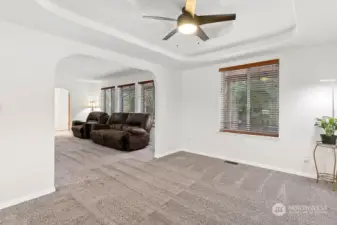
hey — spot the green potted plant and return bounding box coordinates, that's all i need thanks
[315,117,337,144]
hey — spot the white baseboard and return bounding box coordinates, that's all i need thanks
[0,187,56,210]
[156,148,316,179]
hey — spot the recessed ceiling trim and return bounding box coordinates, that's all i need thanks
[35,0,297,63]
[35,0,183,60]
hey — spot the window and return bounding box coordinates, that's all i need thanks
[100,86,115,114]
[119,84,135,112]
[139,80,155,123]
[220,59,279,137]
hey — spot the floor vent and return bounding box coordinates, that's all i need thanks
[224,160,239,165]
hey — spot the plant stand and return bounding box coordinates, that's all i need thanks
[313,141,337,191]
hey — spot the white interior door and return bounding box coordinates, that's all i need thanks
[55,88,69,131]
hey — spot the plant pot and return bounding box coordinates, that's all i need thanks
[320,134,337,145]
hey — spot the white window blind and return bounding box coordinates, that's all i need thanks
[100,90,105,112]
[100,86,115,114]
[119,84,135,112]
[220,59,279,137]
[139,80,155,124]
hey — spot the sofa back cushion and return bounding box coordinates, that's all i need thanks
[124,113,152,132]
[106,113,129,130]
[86,112,109,124]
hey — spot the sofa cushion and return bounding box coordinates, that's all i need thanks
[86,111,109,123]
[125,113,151,131]
[107,113,129,125]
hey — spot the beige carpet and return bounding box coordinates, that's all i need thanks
[1,132,337,224]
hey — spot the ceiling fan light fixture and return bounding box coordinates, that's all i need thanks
[178,23,197,34]
[142,0,236,41]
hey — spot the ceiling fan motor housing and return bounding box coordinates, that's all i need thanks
[177,13,198,27]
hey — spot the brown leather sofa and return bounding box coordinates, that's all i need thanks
[71,111,109,139]
[91,113,152,151]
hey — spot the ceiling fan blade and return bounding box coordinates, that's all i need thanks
[185,0,196,16]
[143,16,177,22]
[197,14,236,25]
[163,28,178,40]
[196,27,209,41]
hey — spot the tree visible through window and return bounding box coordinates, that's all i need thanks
[220,59,279,137]
[140,81,155,123]
[120,84,135,112]
[100,86,115,114]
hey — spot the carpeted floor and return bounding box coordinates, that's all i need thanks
[1,133,337,225]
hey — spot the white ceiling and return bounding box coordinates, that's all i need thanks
[48,0,296,56]
[56,55,129,82]
[0,0,337,69]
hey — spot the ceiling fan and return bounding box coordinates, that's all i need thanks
[142,0,236,41]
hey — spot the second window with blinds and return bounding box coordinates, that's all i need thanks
[100,86,115,115]
[139,81,155,123]
[220,59,279,137]
[119,84,135,112]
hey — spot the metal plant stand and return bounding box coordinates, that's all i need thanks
[313,142,337,191]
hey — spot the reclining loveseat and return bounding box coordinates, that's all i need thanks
[90,113,152,151]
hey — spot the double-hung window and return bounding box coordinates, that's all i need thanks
[119,83,135,112]
[100,86,115,114]
[220,59,279,137]
[139,80,155,123]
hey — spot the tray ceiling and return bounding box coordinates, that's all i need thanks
[50,0,296,56]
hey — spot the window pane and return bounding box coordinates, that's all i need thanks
[142,83,155,123]
[227,77,247,130]
[249,69,279,133]
[121,85,135,112]
[100,90,105,112]
[105,89,112,115]
[110,89,115,113]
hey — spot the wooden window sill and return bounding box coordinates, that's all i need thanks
[220,129,279,137]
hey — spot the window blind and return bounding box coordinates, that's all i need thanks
[119,84,135,112]
[100,86,115,114]
[220,59,279,137]
[100,89,105,112]
[139,80,155,124]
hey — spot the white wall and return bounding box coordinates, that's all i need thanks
[55,80,101,122]
[181,44,337,177]
[153,68,183,157]
[54,88,69,131]
[0,22,61,209]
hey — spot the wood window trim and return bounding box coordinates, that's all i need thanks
[220,129,279,137]
[219,59,279,72]
[138,80,154,85]
[118,83,135,88]
[101,86,115,90]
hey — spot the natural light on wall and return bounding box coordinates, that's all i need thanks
[319,79,336,117]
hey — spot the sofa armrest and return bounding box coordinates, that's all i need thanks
[124,127,147,136]
[72,120,85,126]
[91,124,110,131]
